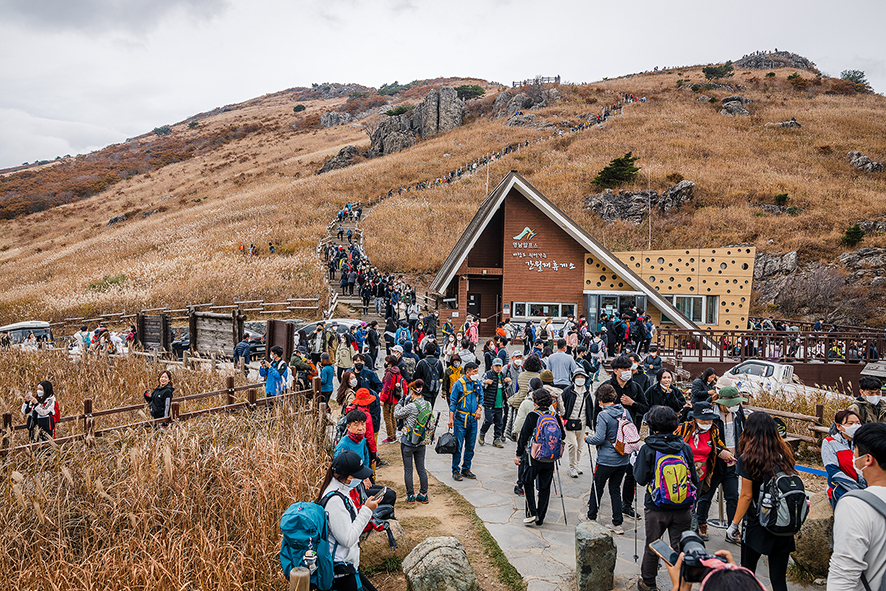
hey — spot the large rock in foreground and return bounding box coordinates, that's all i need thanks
[413,86,464,139]
[402,536,480,591]
[576,521,616,591]
[792,491,833,577]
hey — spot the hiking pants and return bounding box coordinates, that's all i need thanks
[422,392,439,412]
[516,449,529,487]
[623,467,637,509]
[383,402,396,440]
[331,571,377,591]
[695,462,739,526]
[480,406,503,440]
[742,544,790,591]
[504,404,516,439]
[641,508,692,587]
[452,416,477,473]
[400,443,428,496]
[524,459,555,524]
[374,297,384,315]
[564,427,587,470]
[587,463,628,525]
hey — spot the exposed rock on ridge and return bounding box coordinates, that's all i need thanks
[848,151,884,173]
[585,180,695,224]
[734,51,817,71]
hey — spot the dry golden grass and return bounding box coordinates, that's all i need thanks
[0,403,327,590]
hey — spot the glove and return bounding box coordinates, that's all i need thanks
[726,522,739,537]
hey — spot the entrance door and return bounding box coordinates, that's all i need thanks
[467,293,481,317]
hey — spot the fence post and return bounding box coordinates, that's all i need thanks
[226,375,235,406]
[2,412,11,449]
[182,350,190,370]
[171,402,180,421]
[247,387,257,408]
[312,376,321,409]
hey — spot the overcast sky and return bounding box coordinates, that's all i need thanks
[1,0,884,170]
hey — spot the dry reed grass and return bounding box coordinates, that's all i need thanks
[0,403,327,589]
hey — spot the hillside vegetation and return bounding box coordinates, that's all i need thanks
[1,64,884,326]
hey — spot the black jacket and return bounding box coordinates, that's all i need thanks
[145,384,174,419]
[633,432,700,511]
[516,408,565,459]
[481,369,508,408]
[595,376,648,428]
[644,383,687,415]
[367,328,380,349]
[714,405,747,449]
[691,377,715,403]
[413,355,444,397]
[632,370,651,394]
[560,384,595,426]
[642,354,662,374]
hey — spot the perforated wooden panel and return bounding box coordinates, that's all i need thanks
[583,254,634,292]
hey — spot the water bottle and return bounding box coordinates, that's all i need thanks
[760,493,773,518]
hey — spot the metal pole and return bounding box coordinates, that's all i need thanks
[486,153,489,196]
[648,166,652,250]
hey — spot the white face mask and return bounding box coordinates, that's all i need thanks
[864,395,882,405]
[630,363,638,371]
[575,378,586,387]
[349,378,358,388]
[454,362,461,368]
[345,478,362,489]
[727,405,740,414]
[842,423,862,439]
[619,370,632,382]
[855,455,869,479]
[696,422,712,432]
[514,359,523,367]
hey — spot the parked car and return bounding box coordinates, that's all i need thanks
[171,330,265,360]
[0,321,54,347]
[716,360,840,401]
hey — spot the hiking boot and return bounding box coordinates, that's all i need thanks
[452,471,463,481]
[568,467,579,478]
[623,506,641,519]
[478,433,486,446]
[514,485,525,497]
[461,469,477,479]
[492,438,504,448]
[638,580,657,591]
[417,494,429,504]
[699,523,709,541]
[608,523,625,535]
[406,494,416,504]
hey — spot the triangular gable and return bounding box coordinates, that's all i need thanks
[429,171,703,332]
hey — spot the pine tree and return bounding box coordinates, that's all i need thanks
[841,224,865,247]
[592,152,641,189]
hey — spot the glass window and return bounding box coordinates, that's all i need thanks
[561,304,576,317]
[733,362,773,377]
[705,296,718,324]
[513,303,526,317]
[675,296,703,323]
[529,303,559,317]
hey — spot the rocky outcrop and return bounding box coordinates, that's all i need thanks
[413,87,464,139]
[792,492,833,577]
[320,112,352,127]
[754,251,798,280]
[367,114,415,159]
[107,215,125,226]
[680,82,735,91]
[504,113,555,129]
[585,180,695,224]
[765,118,801,128]
[317,145,364,174]
[696,95,711,102]
[402,537,480,591]
[848,151,884,173]
[859,220,886,234]
[839,248,886,271]
[734,51,816,71]
[721,95,752,104]
[720,101,750,116]
[492,90,511,117]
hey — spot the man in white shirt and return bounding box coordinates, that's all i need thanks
[828,422,886,591]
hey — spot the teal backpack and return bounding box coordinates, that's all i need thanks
[280,491,355,589]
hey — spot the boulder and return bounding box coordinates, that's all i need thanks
[791,491,833,577]
[320,111,352,127]
[754,251,798,280]
[415,89,439,139]
[585,181,695,224]
[576,521,616,591]
[107,215,125,226]
[720,101,750,116]
[696,95,711,102]
[367,114,415,158]
[839,247,886,271]
[506,93,534,118]
[437,86,464,133]
[359,519,409,570]
[848,151,885,173]
[659,180,695,213]
[858,220,886,234]
[721,95,752,104]
[317,145,363,174]
[402,536,481,591]
[492,90,511,117]
[765,118,801,128]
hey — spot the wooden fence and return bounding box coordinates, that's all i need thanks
[513,76,560,87]
[1,376,327,456]
[744,404,826,447]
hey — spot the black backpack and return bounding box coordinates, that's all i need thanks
[631,321,646,341]
[420,358,441,394]
[756,471,809,536]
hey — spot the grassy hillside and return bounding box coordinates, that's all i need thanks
[1,65,883,327]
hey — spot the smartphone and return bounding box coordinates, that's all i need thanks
[371,487,387,501]
[649,539,678,567]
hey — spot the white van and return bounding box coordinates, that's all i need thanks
[0,321,54,347]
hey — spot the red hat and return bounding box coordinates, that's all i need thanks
[353,388,375,406]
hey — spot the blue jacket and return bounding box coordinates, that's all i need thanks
[449,376,482,426]
[233,340,251,363]
[334,433,370,468]
[585,403,631,467]
[355,366,383,429]
[320,364,334,393]
[259,361,284,396]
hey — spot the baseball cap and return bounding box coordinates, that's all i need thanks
[331,450,373,480]
[690,402,718,421]
[492,357,503,367]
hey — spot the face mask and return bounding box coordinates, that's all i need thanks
[630,363,638,371]
[348,431,365,443]
[349,378,358,388]
[864,395,882,405]
[454,362,461,368]
[354,363,364,372]
[345,477,362,489]
[728,405,740,414]
[575,378,586,387]
[619,370,632,382]
[696,422,712,432]
[842,423,862,439]
[514,359,523,367]
[855,455,869,479]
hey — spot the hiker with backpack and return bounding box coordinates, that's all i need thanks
[677,402,738,543]
[319,353,335,408]
[394,380,435,504]
[848,376,886,424]
[336,370,359,410]
[479,357,511,448]
[22,380,60,442]
[448,361,483,481]
[380,356,407,443]
[501,351,525,440]
[582,383,635,534]
[634,406,700,591]
[442,354,463,406]
[561,367,595,478]
[515,388,565,526]
[727,412,804,591]
[822,409,866,509]
[412,344,444,410]
[143,370,174,425]
[827,422,886,591]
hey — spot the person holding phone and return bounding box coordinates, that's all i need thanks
[317,450,379,591]
[22,380,59,442]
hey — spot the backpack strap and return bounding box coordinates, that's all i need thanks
[318,490,357,522]
[842,490,886,591]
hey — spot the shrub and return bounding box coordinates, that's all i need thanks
[690,84,702,92]
[773,193,789,206]
[384,104,413,117]
[666,172,684,184]
[592,152,640,189]
[841,223,865,247]
[293,104,306,112]
[789,76,811,89]
[702,61,734,80]
[88,273,128,292]
[708,97,718,104]
[152,126,172,136]
[841,69,867,85]
[787,72,800,80]
[378,81,412,96]
[830,79,858,95]
[765,72,776,78]
[348,91,370,99]
[455,85,485,100]
[187,121,199,129]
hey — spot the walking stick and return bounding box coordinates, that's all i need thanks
[587,441,600,523]
[556,460,568,525]
[633,477,639,563]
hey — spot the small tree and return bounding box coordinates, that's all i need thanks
[293,104,306,112]
[773,193,789,206]
[188,121,199,129]
[702,61,734,80]
[593,152,640,189]
[455,84,485,100]
[841,70,867,85]
[841,223,865,247]
[153,125,172,136]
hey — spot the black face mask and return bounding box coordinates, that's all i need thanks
[354,363,364,372]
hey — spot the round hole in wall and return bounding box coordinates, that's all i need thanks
[746,249,751,253]
[714,281,719,285]
[689,286,695,291]
[685,250,690,255]
[657,257,665,264]
[711,250,717,254]
[600,275,607,281]
[727,250,732,255]
[691,268,695,272]
[649,276,656,282]
[727,289,731,293]
[655,286,661,291]
[707,267,712,272]
[677,284,682,288]
[721,301,726,306]
[725,309,730,313]
[596,263,601,268]
[740,297,746,302]
[668,286,672,290]
[645,257,650,263]
[596,282,602,287]
[702,280,707,284]
[720,263,727,270]
[586,280,591,285]
[635,263,640,268]
[744,280,749,284]
[725,320,731,326]
[669,277,674,282]
[630,256,635,261]
[733,279,738,284]
[668,263,673,267]
[718,270,723,274]
[707,288,711,292]
[690,258,695,263]
[678,258,682,263]
[612,275,617,280]
[618,282,624,287]
[741,263,748,270]
[587,258,593,265]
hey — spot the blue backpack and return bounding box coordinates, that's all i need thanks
[530,412,563,462]
[280,491,355,589]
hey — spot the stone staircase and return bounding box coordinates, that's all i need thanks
[320,216,385,324]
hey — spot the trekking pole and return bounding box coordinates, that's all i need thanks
[556,460,567,525]
[587,442,600,523]
[633,480,639,563]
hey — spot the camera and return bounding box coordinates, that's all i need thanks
[679,531,726,583]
